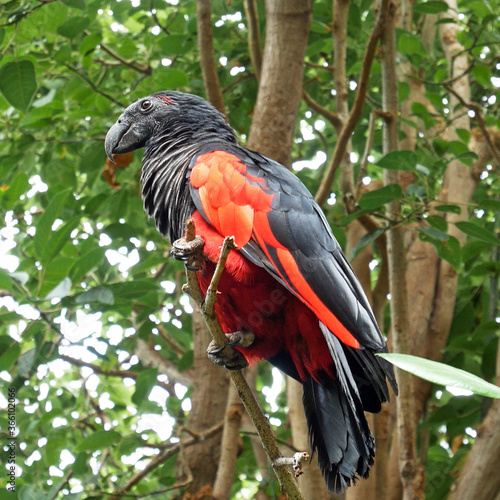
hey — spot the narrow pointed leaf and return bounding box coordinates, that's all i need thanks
[378,353,500,399]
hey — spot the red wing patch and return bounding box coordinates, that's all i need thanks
[190,151,274,248]
[190,150,360,349]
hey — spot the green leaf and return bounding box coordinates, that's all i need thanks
[69,248,106,284]
[75,286,115,305]
[478,199,500,212]
[418,227,449,242]
[80,32,102,55]
[376,150,417,171]
[132,368,158,406]
[57,17,90,38]
[0,337,21,371]
[44,277,72,300]
[75,430,121,452]
[154,67,189,88]
[159,35,192,56]
[398,31,425,56]
[433,138,449,156]
[426,215,448,232]
[473,64,492,87]
[358,184,403,210]
[436,235,461,270]
[455,221,499,246]
[178,350,194,372]
[59,0,86,10]
[3,172,29,202]
[40,216,82,266]
[456,128,470,144]
[377,353,500,399]
[434,204,462,215]
[413,1,449,14]
[17,348,36,378]
[0,268,13,290]
[33,189,71,259]
[0,60,37,112]
[108,280,160,300]
[350,227,387,260]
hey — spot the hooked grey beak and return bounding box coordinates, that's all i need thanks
[105,120,131,164]
[105,118,147,164]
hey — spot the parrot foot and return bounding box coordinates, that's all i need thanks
[207,331,255,370]
[171,235,205,271]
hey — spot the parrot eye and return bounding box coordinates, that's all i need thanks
[140,100,152,111]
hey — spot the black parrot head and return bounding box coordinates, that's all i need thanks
[105,91,234,163]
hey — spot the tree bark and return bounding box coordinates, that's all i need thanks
[212,383,244,500]
[413,0,474,419]
[243,0,263,81]
[447,400,500,500]
[380,1,425,498]
[183,310,229,496]
[248,0,313,165]
[197,0,226,115]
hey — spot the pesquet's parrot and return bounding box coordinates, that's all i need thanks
[105,91,397,492]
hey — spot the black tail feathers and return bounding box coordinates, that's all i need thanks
[301,323,396,492]
[302,376,374,492]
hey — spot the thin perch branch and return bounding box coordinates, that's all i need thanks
[182,221,306,499]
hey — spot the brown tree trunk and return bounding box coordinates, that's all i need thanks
[197,0,225,115]
[248,0,313,165]
[212,383,244,500]
[380,1,425,498]
[182,310,229,496]
[447,400,500,500]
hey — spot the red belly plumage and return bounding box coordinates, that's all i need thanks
[192,211,335,382]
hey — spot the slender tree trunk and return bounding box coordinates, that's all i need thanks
[183,310,229,496]
[197,0,225,115]
[248,0,313,165]
[380,1,425,498]
[213,383,244,500]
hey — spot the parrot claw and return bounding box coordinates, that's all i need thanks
[171,235,205,271]
[207,331,255,370]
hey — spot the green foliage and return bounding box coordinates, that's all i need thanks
[0,0,498,498]
[379,353,500,399]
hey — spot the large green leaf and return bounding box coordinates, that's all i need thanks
[0,336,21,371]
[358,184,403,209]
[132,368,158,406]
[455,221,499,246]
[40,216,82,266]
[0,60,37,111]
[350,227,387,260]
[413,1,449,14]
[69,248,106,284]
[154,67,189,88]
[75,430,121,452]
[75,286,115,305]
[33,189,71,258]
[378,353,500,399]
[376,150,418,171]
